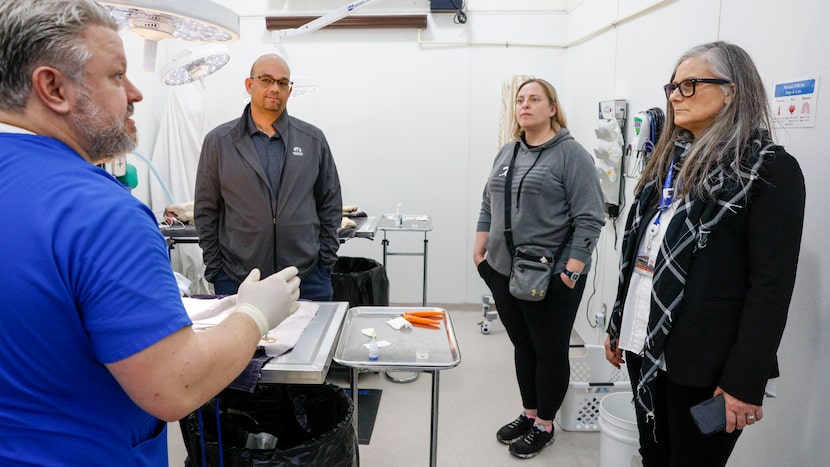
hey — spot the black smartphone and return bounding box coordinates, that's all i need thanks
[689,394,726,435]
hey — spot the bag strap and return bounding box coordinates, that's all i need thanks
[503,141,574,264]
[503,142,521,253]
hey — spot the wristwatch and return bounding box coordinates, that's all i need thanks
[563,269,580,282]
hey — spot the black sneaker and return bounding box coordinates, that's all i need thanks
[509,424,554,459]
[496,413,535,445]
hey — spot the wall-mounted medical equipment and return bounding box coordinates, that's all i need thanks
[99,0,240,72]
[102,155,137,190]
[595,100,626,218]
[623,107,664,178]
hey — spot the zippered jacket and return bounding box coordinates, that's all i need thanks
[195,105,342,283]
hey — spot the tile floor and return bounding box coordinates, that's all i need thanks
[168,306,630,466]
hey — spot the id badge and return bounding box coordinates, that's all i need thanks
[634,255,654,276]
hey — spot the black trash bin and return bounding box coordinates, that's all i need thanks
[181,383,357,467]
[331,257,389,308]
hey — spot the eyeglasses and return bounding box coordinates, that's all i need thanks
[250,74,293,90]
[663,78,732,99]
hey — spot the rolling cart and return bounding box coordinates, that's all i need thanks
[377,213,431,383]
[478,294,499,334]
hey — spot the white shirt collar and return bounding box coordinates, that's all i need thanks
[0,122,36,135]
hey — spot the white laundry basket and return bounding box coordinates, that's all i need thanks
[598,391,640,467]
[556,345,630,431]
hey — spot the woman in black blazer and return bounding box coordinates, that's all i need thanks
[604,41,805,467]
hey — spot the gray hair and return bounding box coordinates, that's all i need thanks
[638,41,773,198]
[0,0,117,111]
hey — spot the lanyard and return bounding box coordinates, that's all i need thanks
[654,157,675,226]
[642,157,676,267]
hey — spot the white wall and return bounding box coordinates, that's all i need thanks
[127,10,568,305]
[566,0,830,465]
[124,2,828,463]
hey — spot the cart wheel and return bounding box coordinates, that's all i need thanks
[480,321,491,334]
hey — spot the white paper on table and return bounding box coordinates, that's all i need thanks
[260,302,319,357]
[363,340,391,349]
[183,296,319,357]
[387,316,411,330]
[183,295,238,329]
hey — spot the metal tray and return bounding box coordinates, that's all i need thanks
[259,302,348,384]
[377,214,432,232]
[333,306,461,370]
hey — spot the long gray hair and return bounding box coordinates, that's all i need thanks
[637,42,773,198]
[0,0,117,111]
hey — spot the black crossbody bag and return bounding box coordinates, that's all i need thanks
[503,141,573,301]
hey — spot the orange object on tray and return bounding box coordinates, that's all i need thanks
[403,312,442,327]
[405,311,445,318]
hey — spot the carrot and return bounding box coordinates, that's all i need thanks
[410,322,440,330]
[404,314,441,326]
[404,312,442,321]
[406,311,445,318]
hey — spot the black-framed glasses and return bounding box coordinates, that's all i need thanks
[250,74,293,90]
[663,78,732,99]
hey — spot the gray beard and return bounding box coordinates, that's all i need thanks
[70,90,136,164]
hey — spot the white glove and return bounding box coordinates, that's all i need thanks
[235,267,300,336]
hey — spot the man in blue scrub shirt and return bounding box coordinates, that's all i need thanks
[0,1,301,465]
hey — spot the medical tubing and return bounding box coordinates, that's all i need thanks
[235,303,269,336]
[129,151,175,205]
[197,407,206,467]
[216,397,225,467]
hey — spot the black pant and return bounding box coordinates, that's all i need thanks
[624,352,742,467]
[212,269,240,296]
[478,260,586,421]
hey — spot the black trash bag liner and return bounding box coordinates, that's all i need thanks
[181,383,357,467]
[331,257,389,308]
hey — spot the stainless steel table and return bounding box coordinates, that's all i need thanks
[377,214,432,306]
[339,215,380,243]
[159,224,199,245]
[333,306,461,467]
[353,215,379,239]
[259,301,349,384]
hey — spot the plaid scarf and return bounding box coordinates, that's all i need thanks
[608,132,777,417]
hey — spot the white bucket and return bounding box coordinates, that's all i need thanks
[598,391,640,467]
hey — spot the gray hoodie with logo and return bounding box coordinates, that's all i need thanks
[477,129,605,276]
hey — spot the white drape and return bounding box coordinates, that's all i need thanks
[148,84,211,295]
[497,74,535,148]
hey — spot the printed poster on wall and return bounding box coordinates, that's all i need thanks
[772,75,819,128]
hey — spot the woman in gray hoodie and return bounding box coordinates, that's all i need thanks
[474,78,605,459]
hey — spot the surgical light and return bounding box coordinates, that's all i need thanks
[268,0,387,97]
[271,0,385,41]
[160,45,231,86]
[98,0,240,72]
[291,77,320,97]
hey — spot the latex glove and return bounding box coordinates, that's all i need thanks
[235,267,300,336]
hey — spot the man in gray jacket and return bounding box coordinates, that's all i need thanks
[195,54,342,300]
